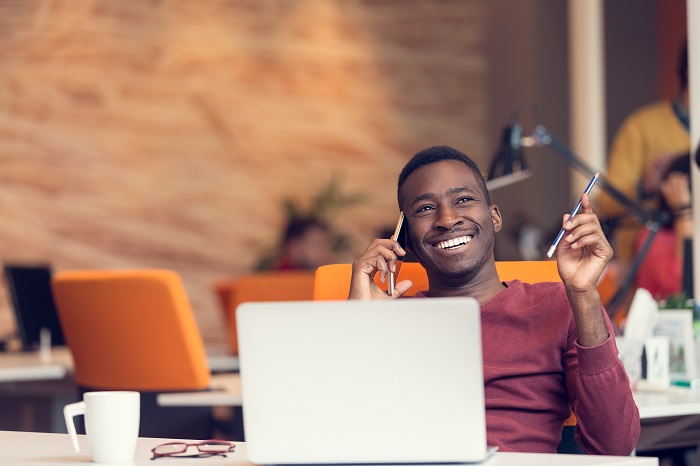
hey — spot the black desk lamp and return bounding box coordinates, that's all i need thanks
[486,122,532,192]
[514,124,665,320]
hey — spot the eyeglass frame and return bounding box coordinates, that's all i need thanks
[150,440,235,460]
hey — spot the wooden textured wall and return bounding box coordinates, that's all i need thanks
[0,0,489,348]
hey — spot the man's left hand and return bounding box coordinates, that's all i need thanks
[554,193,613,292]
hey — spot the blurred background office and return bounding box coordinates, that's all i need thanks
[0,0,689,349]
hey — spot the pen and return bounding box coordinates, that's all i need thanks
[546,172,599,258]
[388,211,404,296]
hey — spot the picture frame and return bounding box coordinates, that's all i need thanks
[653,310,696,380]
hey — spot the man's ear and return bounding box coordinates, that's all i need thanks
[490,205,503,233]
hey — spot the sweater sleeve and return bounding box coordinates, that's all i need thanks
[564,308,641,455]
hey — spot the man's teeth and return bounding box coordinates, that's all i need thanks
[436,236,472,249]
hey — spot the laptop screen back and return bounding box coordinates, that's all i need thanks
[4,264,66,351]
[237,297,487,465]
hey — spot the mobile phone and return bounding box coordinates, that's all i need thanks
[388,212,405,296]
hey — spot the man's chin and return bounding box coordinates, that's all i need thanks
[439,267,479,281]
[428,259,482,282]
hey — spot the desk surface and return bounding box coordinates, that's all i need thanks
[634,387,700,419]
[0,347,239,383]
[633,385,700,452]
[0,430,657,465]
[156,377,700,454]
[208,353,240,372]
[159,376,700,422]
[157,372,242,406]
[0,347,73,382]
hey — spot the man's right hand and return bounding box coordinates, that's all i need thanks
[348,239,413,300]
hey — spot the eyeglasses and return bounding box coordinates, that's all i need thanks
[151,440,235,460]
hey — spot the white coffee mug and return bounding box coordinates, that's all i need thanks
[64,391,140,463]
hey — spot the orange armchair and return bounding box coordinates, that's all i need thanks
[215,270,316,355]
[314,260,583,453]
[313,260,561,300]
[52,269,213,438]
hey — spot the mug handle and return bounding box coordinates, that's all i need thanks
[63,401,86,452]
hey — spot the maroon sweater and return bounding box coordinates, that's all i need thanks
[414,280,640,455]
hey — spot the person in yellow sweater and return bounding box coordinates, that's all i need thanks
[596,40,689,270]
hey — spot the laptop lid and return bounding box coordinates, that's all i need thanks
[3,264,66,351]
[237,297,488,465]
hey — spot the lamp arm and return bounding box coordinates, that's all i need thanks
[526,125,664,321]
[532,126,653,224]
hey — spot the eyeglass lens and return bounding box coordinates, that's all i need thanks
[152,440,234,456]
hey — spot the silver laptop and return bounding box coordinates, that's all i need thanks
[236,297,490,465]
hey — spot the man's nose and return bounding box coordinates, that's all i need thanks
[435,207,463,229]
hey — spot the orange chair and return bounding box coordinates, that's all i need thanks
[313,260,561,300]
[52,269,213,438]
[215,270,316,355]
[313,260,583,453]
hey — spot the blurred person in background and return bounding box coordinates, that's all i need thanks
[634,152,692,301]
[272,216,335,271]
[597,40,690,275]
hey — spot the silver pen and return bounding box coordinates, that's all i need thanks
[546,172,599,258]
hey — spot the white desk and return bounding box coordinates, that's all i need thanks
[208,353,240,373]
[157,380,700,455]
[634,387,700,419]
[0,347,73,382]
[633,387,700,453]
[0,348,238,434]
[159,377,700,417]
[157,373,242,406]
[0,348,76,433]
[0,347,238,383]
[0,430,657,465]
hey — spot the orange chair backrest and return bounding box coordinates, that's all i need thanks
[313,260,561,300]
[496,260,561,283]
[52,269,211,391]
[312,262,426,300]
[218,270,316,355]
[313,260,576,427]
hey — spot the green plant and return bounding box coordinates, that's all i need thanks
[657,292,693,310]
[281,176,365,224]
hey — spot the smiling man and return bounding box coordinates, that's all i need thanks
[348,146,640,455]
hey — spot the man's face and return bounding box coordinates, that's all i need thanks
[398,160,502,283]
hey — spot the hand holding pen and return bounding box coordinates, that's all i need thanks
[547,174,613,347]
[547,173,599,258]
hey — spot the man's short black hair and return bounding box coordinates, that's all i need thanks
[397,145,490,205]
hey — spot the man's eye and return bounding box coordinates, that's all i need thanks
[416,205,434,213]
[456,197,475,204]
